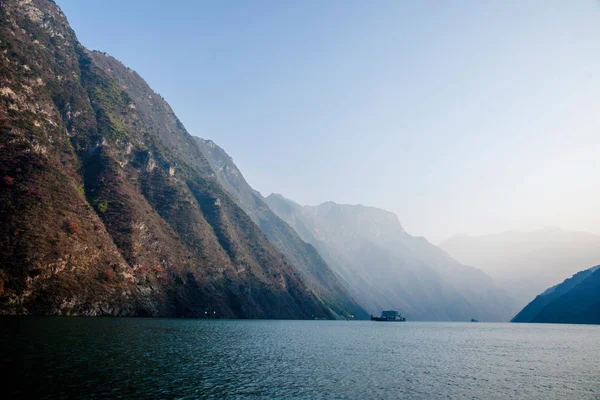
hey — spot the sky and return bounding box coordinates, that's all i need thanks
[56,0,600,243]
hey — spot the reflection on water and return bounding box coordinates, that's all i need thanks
[1,318,599,399]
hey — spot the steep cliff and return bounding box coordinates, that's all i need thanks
[0,0,331,319]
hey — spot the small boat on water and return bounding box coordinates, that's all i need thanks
[471,318,479,322]
[370,310,406,322]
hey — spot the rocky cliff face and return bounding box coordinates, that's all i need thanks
[196,138,367,319]
[0,0,332,319]
[265,194,516,321]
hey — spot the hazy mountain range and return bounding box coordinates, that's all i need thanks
[196,138,517,320]
[440,229,600,310]
[193,129,520,321]
[3,0,593,323]
[264,194,516,321]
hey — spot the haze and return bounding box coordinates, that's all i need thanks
[57,0,600,242]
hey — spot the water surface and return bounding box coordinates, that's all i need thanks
[1,318,599,399]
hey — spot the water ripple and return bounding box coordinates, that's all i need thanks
[1,318,599,399]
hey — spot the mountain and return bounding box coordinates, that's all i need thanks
[265,194,516,321]
[0,0,333,318]
[195,138,367,318]
[439,228,600,310]
[512,265,600,324]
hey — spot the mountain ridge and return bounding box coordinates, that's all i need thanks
[265,193,516,321]
[0,0,333,319]
[512,265,600,324]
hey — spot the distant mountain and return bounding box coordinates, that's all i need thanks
[265,194,516,321]
[512,265,600,324]
[0,0,333,319]
[439,229,600,310]
[195,138,368,319]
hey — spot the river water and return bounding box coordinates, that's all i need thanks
[1,318,599,399]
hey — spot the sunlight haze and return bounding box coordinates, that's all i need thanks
[3,1,600,397]
[56,0,600,242]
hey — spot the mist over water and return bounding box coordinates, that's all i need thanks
[3,318,599,399]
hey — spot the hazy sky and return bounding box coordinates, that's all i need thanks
[57,0,600,243]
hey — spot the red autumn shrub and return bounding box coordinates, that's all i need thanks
[64,219,82,235]
[103,268,115,281]
[2,176,14,186]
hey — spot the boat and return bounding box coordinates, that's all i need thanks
[370,310,406,322]
[471,318,479,322]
